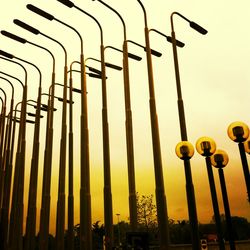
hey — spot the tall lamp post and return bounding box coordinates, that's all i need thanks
[2,27,58,250]
[13,18,67,250]
[0,77,14,250]
[0,88,6,176]
[56,1,123,248]
[227,121,250,202]
[0,30,58,250]
[25,6,69,249]
[0,51,28,250]
[92,0,144,232]
[25,4,91,248]
[211,150,236,250]
[0,73,23,237]
[4,53,42,250]
[0,97,4,153]
[135,1,171,248]
[0,87,7,205]
[169,12,207,250]
[1,52,42,250]
[196,137,225,250]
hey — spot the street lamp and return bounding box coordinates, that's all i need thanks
[0,73,23,232]
[25,4,91,248]
[211,150,236,250]
[0,88,6,173]
[135,1,174,248]
[1,29,60,250]
[175,141,195,160]
[5,56,42,250]
[0,51,28,250]
[0,77,14,250]
[13,18,68,250]
[56,1,129,247]
[25,6,70,249]
[0,97,4,151]
[91,0,138,243]
[169,11,207,250]
[196,137,225,250]
[2,51,42,250]
[93,0,164,237]
[0,87,7,202]
[227,121,250,202]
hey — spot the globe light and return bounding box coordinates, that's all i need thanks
[175,141,195,160]
[196,136,216,157]
[244,139,250,154]
[227,121,249,143]
[211,149,229,168]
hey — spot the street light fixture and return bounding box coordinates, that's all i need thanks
[227,121,250,202]
[56,1,139,247]
[175,141,195,160]
[13,17,68,250]
[25,6,70,249]
[0,74,23,241]
[1,28,60,250]
[25,4,90,248]
[0,52,28,250]
[211,150,236,250]
[1,51,43,250]
[196,137,225,250]
[169,11,207,250]
[92,0,150,235]
[0,88,7,174]
[0,78,14,250]
[135,1,173,247]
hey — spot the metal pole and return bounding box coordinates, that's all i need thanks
[136,1,170,248]
[238,142,250,201]
[218,168,236,250]
[170,13,201,250]
[205,156,225,250]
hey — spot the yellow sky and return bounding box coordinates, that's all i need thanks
[1,0,250,234]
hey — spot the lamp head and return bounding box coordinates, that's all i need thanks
[189,21,207,35]
[27,4,54,21]
[57,97,74,104]
[72,87,82,93]
[14,19,40,35]
[1,30,27,44]
[104,62,122,71]
[227,121,249,143]
[57,0,74,8]
[210,149,229,168]
[88,73,102,79]
[196,136,216,157]
[166,36,185,48]
[0,50,14,59]
[244,139,250,154]
[87,66,102,75]
[175,141,194,160]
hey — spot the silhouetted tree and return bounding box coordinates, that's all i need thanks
[136,193,157,231]
[92,221,105,249]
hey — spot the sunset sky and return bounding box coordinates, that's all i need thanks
[1,0,250,234]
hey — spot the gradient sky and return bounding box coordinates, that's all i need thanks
[1,0,250,234]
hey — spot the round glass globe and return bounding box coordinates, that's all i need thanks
[196,136,216,157]
[175,141,194,160]
[244,139,250,154]
[210,149,229,168]
[227,121,249,143]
